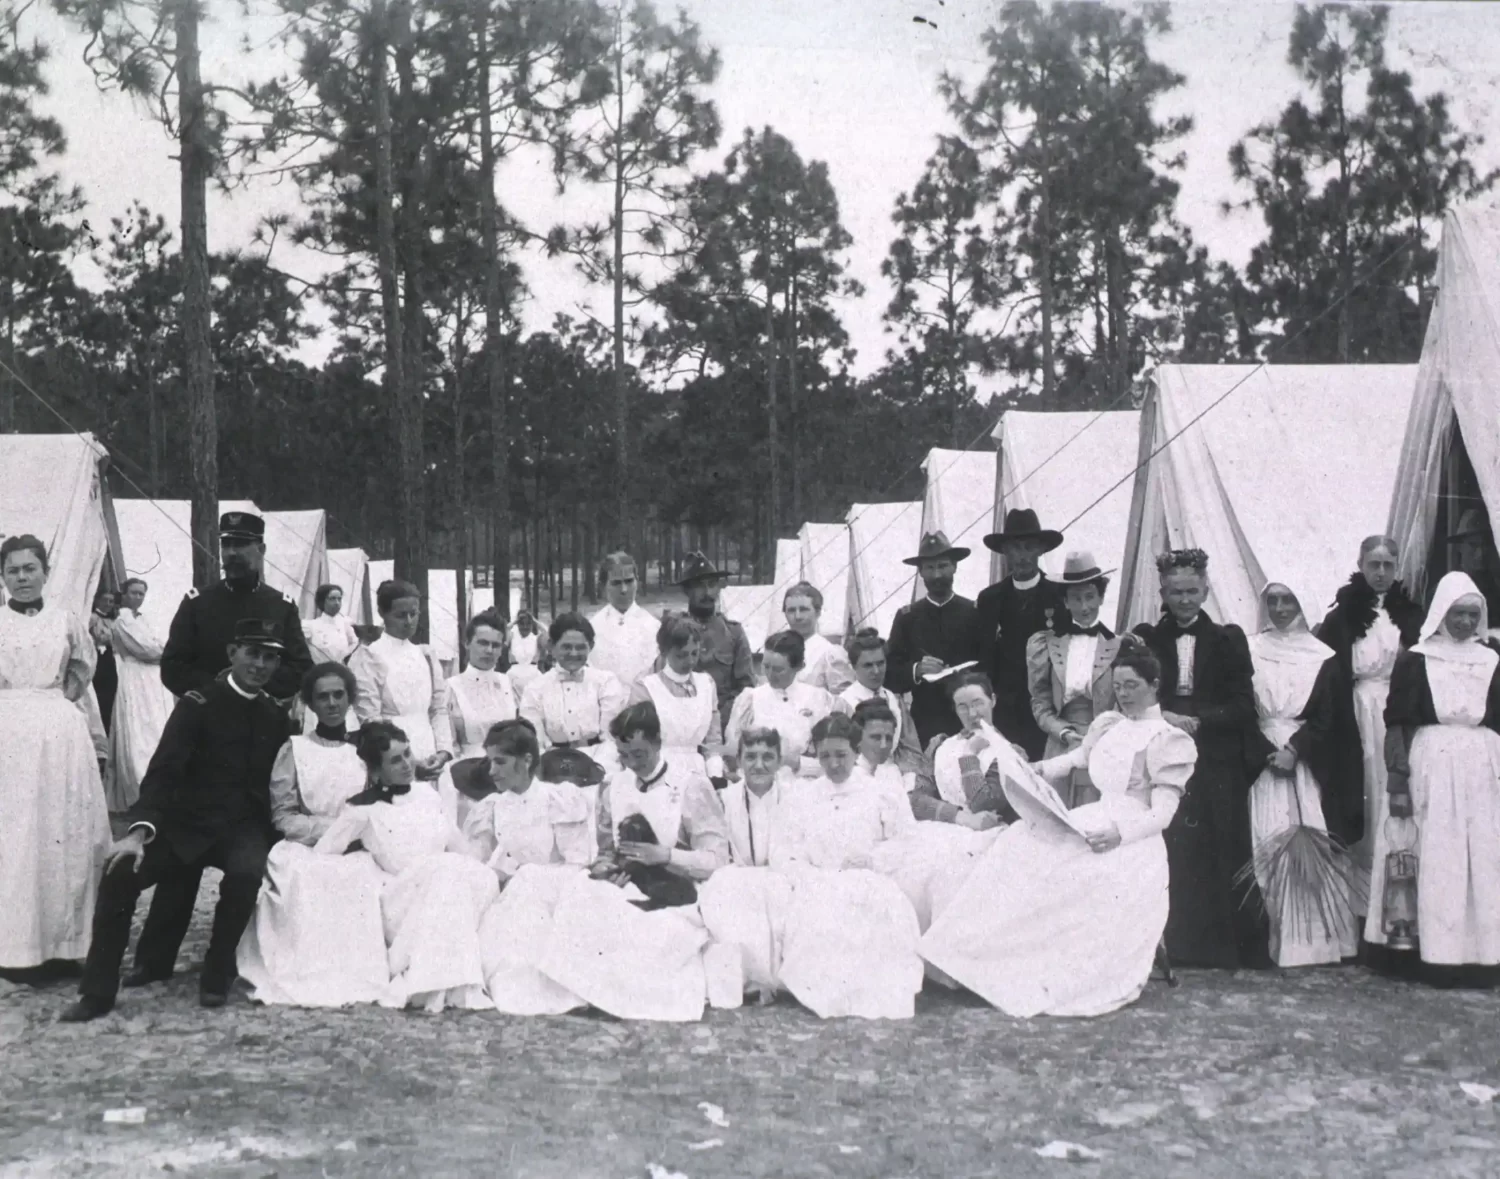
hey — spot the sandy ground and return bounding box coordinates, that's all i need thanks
[4,875,1500,1179]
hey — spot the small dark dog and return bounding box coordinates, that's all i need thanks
[613,813,698,910]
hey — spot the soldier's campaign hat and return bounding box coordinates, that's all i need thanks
[220,511,266,543]
[983,508,1063,555]
[448,757,498,801]
[537,747,606,787]
[677,551,725,586]
[1448,507,1491,543]
[903,531,971,567]
[232,618,285,651]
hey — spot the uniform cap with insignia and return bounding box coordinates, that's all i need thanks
[219,511,265,542]
[231,617,285,651]
[677,551,725,587]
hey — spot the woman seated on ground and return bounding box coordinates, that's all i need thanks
[782,581,855,695]
[518,612,629,762]
[239,663,390,1008]
[726,630,845,777]
[630,613,724,778]
[1247,580,1357,968]
[305,583,360,665]
[839,629,925,780]
[462,719,592,883]
[479,702,728,1020]
[911,673,1024,830]
[1384,571,1500,988]
[919,638,1195,1018]
[315,722,499,1013]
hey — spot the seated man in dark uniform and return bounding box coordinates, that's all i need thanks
[61,620,292,1021]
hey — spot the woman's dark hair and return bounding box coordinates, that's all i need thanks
[465,608,508,643]
[609,700,661,745]
[656,612,702,653]
[1062,574,1110,598]
[549,611,595,647]
[783,580,823,614]
[376,579,421,614]
[300,661,358,707]
[355,720,409,770]
[314,583,342,612]
[763,629,806,669]
[0,534,49,575]
[851,698,897,729]
[484,717,539,765]
[845,626,887,663]
[1111,635,1162,686]
[121,577,149,596]
[737,726,782,755]
[812,712,862,747]
[1359,535,1399,561]
[948,670,995,701]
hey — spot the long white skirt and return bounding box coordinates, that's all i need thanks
[870,822,1001,932]
[1355,676,1394,940]
[536,874,709,1022]
[1410,724,1500,965]
[479,865,588,1015]
[699,865,923,1020]
[237,843,390,1007]
[0,692,111,967]
[105,658,174,811]
[381,853,499,1012]
[920,807,1168,1018]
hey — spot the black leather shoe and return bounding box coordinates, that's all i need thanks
[122,967,173,989]
[59,996,114,1023]
[198,988,229,1009]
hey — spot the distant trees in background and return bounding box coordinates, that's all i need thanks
[0,0,1494,600]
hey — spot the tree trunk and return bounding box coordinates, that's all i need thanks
[452,347,467,668]
[788,268,801,527]
[1037,103,1056,406]
[146,358,161,496]
[611,6,630,542]
[176,0,218,587]
[569,502,580,612]
[763,273,780,566]
[476,8,511,608]
[1,283,14,433]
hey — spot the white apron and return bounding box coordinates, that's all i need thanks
[641,672,714,777]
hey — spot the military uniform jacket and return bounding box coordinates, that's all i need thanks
[161,576,312,701]
[125,677,292,861]
[691,613,755,726]
[885,594,983,747]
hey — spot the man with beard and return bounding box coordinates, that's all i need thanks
[124,511,312,989]
[886,532,984,747]
[679,552,754,731]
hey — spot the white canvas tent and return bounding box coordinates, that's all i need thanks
[1388,206,1500,601]
[115,498,263,638]
[262,510,329,619]
[362,561,466,663]
[992,411,1142,625]
[1120,364,1417,634]
[920,448,997,603]
[0,433,119,619]
[847,501,921,639]
[798,523,850,637]
[469,585,523,622]
[326,548,372,627]
[719,585,776,654]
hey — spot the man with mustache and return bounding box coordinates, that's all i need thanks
[123,511,312,990]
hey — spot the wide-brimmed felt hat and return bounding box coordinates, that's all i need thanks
[219,510,265,543]
[1448,507,1491,543]
[677,551,726,586]
[983,508,1063,554]
[231,617,284,650]
[902,530,971,567]
[449,757,498,802]
[538,747,605,786]
[1056,550,1115,586]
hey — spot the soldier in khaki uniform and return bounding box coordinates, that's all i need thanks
[678,553,754,729]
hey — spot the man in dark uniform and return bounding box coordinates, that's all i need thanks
[61,620,291,1021]
[1448,507,1500,620]
[976,508,1069,759]
[1133,549,1271,970]
[679,552,755,730]
[886,531,984,747]
[89,587,119,733]
[124,511,312,988]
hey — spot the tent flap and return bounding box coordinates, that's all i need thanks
[0,433,112,618]
[920,448,997,604]
[846,501,921,640]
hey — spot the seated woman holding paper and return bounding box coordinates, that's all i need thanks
[919,638,1196,1017]
[911,673,1024,829]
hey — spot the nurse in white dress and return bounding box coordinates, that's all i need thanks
[631,613,723,778]
[783,581,855,695]
[726,630,846,777]
[508,610,544,697]
[305,584,360,665]
[839,628,924,778]
[519,611,629,765]
[1247,582,1356,966]
[588,552,660,689]
[349,578,454,776]
[920,640,1196,1017]
[315,722,499,1013]
[441,610,519,826]
[0,536,111,971]
[104,577,176,812]
[238,662,390,1007]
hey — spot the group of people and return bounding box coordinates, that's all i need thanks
[3,497,1497,1027]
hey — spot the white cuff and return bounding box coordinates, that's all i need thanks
[128,821,157,844]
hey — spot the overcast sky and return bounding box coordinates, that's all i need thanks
[20,1,1500,377]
